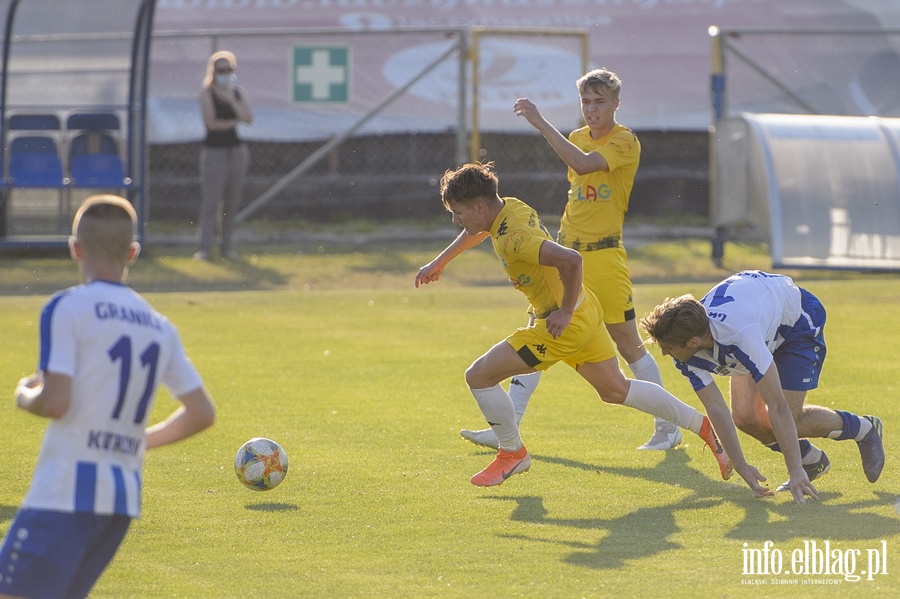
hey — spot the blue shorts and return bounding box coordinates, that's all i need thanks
[0,508,131,599]
[773,288,827,391]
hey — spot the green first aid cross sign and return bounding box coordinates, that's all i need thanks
[292,46,349,103]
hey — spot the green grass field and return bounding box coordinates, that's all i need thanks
[1,237,898,597]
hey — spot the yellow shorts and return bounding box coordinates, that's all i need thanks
[581,246,635,324]
[505,289,618,370]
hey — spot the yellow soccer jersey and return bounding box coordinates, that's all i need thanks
[558,122,640,250]
[490,197,562,317]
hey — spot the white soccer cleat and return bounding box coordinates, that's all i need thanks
[776,451,830,492]
[460,428,500,450]
[638,421,682,450]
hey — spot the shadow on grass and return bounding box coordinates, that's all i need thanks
[136,249,291,293]
[726,490,900,544]
[484,449,896,570]
[0,247,294,296]
[0,237,457,296]
[245,502,300,512]
[485,450,723,569]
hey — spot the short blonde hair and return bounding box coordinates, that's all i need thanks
[72,194,137,262]
[576,68,622,100]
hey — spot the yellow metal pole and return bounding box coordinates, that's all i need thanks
[469,28,590,164]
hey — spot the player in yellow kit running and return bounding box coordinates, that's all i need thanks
[462,68,680,451]
[415,162,742,488]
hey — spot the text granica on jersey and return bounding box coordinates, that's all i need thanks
[94,302,163,331]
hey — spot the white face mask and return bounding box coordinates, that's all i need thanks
[214,73,236,86]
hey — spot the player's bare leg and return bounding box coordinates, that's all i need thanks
[780,389,882,481]
[730,375,829,489]
[729,375,883,486]
[729,375,776,442]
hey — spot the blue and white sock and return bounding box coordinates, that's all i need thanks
[828,410,873,441]
[766,439,823,465]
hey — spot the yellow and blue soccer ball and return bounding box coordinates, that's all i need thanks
[234,437,289,491]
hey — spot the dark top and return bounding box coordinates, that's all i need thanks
[203,87,243,147]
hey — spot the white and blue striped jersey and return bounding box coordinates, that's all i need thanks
[674,271,808,391]
[21,280,203,517]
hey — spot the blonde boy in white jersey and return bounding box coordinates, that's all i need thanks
[0,195,216,599]
[415,163,742,489]
[461,68,679,451]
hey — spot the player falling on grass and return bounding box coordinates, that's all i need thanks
[415,162,738,488]
[459,68,680,452]
[641,270,885,503]
[0,195,216,599]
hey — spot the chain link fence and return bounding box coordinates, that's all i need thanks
[146,28,705,227]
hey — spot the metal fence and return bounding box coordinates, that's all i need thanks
[146,27,594,225]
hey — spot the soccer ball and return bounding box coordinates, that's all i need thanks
[234,437,289,491]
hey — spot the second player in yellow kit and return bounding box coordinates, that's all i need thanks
[457,68,681,452]
[562,122,641,325]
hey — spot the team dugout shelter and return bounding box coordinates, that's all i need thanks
[0,0,154,249]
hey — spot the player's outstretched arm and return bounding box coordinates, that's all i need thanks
[513,98,608,176]
[415,229,489,287]
[756,366,818,504]
[145,386,216,450]
[696,384,774,499]
[15,371,71,419]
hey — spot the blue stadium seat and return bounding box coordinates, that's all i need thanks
[66,113,131,189]
[8,136,68,188]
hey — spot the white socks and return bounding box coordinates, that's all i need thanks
[508,371,542,423]
[471,384,522,451]
[628,352,672,429]
[623,379,705,433]
[499,357,675,433]
[629,352,664,386]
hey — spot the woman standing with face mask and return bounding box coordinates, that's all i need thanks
[195,50,253,261]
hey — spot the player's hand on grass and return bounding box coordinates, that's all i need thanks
[415,261,443,288]
[545,308,573,339]
[786,469,818,505]
[735,463,774,499]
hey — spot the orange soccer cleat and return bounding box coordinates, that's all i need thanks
[470,445,531,487]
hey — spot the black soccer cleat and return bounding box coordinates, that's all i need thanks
[857,415,885,483]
